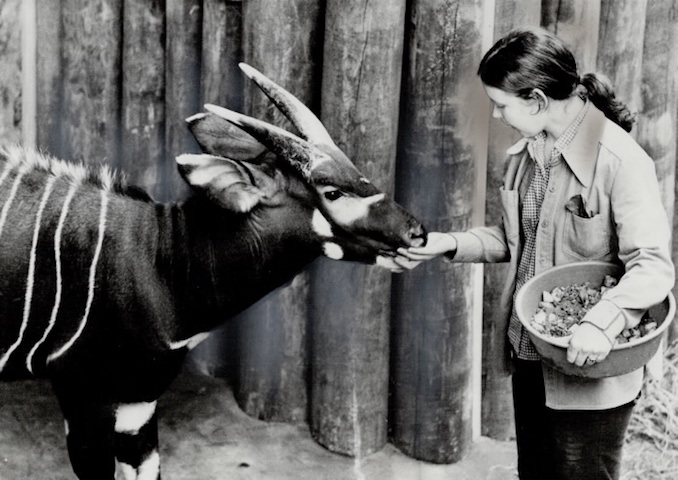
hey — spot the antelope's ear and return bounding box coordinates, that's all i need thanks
[186,112,267,161]
[177,154,276,212]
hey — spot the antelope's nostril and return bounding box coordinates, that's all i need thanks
[407,224,427,247]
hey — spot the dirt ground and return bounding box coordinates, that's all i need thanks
[0,364,518,480]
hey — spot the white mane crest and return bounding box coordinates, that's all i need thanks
[1,144,119,193]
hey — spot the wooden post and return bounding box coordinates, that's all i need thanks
[21,0,37,147]
[36,0,63,155]
[670,4,678,344]
[637,2,678,342]
[480,0,540,442]
[121,0,165,195]
[597,0,648,130]
[201,0,243,110]
[233,0,322,423]
[0,0,22,144]
[164,0,202,201]
[60,0,122,168]
[308,0,406,457]
[542,0,600,72]
[187,0,245,379]
[391,0,488,463]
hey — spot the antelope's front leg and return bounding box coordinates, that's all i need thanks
[57,399,117,480]
[114,401,161,480]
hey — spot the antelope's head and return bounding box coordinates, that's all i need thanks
[178,63,426,264]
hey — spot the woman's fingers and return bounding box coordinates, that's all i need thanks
[376,255,422,272]
[396,248,437,261]
[396,232,457,260]
[567,323,613,366]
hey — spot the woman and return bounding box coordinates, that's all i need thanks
[387,27,674,480]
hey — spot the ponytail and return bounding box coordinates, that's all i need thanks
[578,73,635,132]
[480,27,636,133]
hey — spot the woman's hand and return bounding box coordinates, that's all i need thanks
[376,232,457,272]
[567,322,614,367]
[399,232,457,261]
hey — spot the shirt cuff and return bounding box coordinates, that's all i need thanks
[442,233,458,260]
[581,299,627,335]
[444,232,483,262]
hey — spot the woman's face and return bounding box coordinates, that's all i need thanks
[483,85,544,137]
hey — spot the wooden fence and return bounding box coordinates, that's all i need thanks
[3,0,677,465]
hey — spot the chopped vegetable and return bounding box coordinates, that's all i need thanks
[529,275,657,343]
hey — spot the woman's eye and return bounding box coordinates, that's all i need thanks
[323,190,344,201]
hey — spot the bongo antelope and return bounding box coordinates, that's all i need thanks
[0,64,426,479]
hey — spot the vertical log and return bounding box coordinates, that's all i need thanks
[391,0,488,463]
[36,0,63,155]
[638,2,678,343]
[121,0,165,195]
[672,3,678,345]
[309,0,406,456]
[639,2,677,234]
[541,0,600,72]
[60,0,122,167]
[234,0,322,423]
[0,0,22,144]
[480,0,540,441]
[597,0,648,130]
[201,0,243,109]
[164,0,202,201]
[21,0,37,147]
[188,0,244,379]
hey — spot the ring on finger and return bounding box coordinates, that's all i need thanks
[585,357,596,365]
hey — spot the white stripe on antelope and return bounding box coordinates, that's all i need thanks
[0,64,426,480]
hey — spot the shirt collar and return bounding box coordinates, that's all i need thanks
[505,102,603,187]
[559,103,605,187]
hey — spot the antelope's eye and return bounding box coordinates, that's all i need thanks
[323,189,344,201]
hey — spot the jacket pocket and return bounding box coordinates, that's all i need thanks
[500,189,519,240]
[563,211,613,259]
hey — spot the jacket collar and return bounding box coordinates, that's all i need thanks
[559,104,605,187]
[505,104,606,187]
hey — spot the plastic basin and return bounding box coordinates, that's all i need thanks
[514,261,675,378]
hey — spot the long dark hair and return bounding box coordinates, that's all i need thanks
[478,27,635,132]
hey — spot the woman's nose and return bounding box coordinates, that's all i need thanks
[492,106,502,119]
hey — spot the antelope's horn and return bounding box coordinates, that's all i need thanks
[204,104,326,180]
[239,63,336,149]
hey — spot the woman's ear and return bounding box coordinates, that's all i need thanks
[529,89,549,114]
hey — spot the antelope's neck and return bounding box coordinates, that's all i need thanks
[163,197,319,339]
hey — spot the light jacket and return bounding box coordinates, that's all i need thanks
[449,105,674,409]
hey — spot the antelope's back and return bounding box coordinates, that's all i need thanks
[0,146,158,379]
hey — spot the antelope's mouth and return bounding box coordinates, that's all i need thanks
[405,223,427,248]
[370,227,428,256]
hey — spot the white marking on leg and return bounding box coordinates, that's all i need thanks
[137,450,160,480]
[118,462,137,480]
[169,332,211,351]
[22,178,57,373]
[114,401,157,435]
[0,170,29,372]
[118,450,161,480]
[27,183,76,369]
[48,190,108,363]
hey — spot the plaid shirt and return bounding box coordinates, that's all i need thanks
[509,102,591,360]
